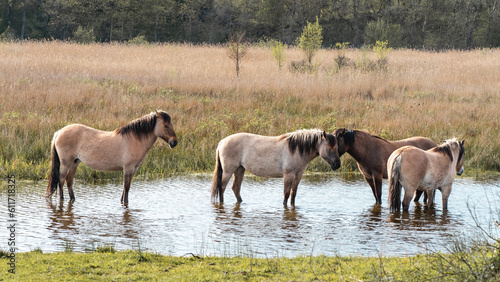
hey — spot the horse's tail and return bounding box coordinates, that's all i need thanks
[211,149,223,203]
[46,135,60,198]
[388,152,403,212]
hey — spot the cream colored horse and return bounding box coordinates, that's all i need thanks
[211,129,341,206]
[46,111,177,204]
[388,138,465,212]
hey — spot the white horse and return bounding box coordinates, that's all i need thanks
[388,138,465,212]
[46,111,178,205]
[211,129,341,206]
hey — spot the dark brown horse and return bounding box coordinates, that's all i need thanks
[333,129,437,204]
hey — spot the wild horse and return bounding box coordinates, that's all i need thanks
[46,111,178,205]
[211,129,341,206]
[333,128,436,204]
[388,138,465,212]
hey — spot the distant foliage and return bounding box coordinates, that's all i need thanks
[129,35,149,46]
[0,26,16,42]
[72,26,96,44]
[364,20,404,48]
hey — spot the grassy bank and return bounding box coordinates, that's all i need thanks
[1,246,499,281]
[0,41,499,180]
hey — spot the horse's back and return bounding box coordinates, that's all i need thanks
[54,124,124,170]
[217,133,287,178]
[396,137,437,150]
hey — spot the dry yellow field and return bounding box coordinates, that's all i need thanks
[0,41,499,179]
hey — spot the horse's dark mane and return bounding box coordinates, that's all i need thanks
[338,129,388,146]
[280,129,324,155]
[115,111,170,139]
[431,141,454,162]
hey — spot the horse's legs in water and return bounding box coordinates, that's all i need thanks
[426,189,436,209]
[283,173,295,206]
[414,190,423,202]
[121,169,135,205]
[402,186,416,212]
[441,185,452,210]
[57,163,71,201]
[218,166,235,203]
[66,162,79,201]
[231,166,245,202]
[364,175,381,204]
[374,176,383,204]
[290,172,304,206]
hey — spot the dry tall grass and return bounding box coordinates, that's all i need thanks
[0,41,498,179]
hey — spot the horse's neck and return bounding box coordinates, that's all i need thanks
[347,132,387,161]
[135,133,158,153]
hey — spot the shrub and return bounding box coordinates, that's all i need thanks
[289,60,320,74]
[72,26,96,44]
[334,42,352,71]
[0,26,16,42]
[272,41,286,70]
[129,35,149,46]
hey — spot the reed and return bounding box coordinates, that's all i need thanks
[0,41,498,180]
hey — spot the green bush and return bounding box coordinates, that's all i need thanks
[272,41,286,70]
[128,35,149,46]
[297,17,323,65]
[72,26,96,44]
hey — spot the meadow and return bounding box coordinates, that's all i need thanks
[0,41,499,180]
[1,246,499,281]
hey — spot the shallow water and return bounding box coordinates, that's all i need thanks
[1,174,499,257]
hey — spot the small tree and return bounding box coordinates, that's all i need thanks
[272,41,286,70]
[298,17,323,65]
[227,32,248,77]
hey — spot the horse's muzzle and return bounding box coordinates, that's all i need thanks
[457,166,464,176]
[331,160,341,171]
[169,140,178,148]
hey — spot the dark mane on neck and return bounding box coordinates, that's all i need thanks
[431,141,454,162]
[280,129,322,155]
[115,112,157,139]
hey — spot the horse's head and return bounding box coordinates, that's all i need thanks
[319,131,341,170]
[332,128,355,157]
[154,111,178,148]
[455,139,465,175]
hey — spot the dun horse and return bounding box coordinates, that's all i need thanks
[46,111,178,204]
[333,129,436,204]
[211,129,341,206]
[388,138,465,212]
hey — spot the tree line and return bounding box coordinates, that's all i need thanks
[1,0,500,49]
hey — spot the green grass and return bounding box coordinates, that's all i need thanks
[1,246,499,281]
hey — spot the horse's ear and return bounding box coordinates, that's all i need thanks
[155,110,159,117]
[461,139,465,146]
[322,131,327,139]
[341,128,346,135]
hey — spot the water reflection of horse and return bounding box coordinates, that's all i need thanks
[46,111,178,205]
[388,138,465,212]
[211,129,341,206]
[333,129,437,204]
